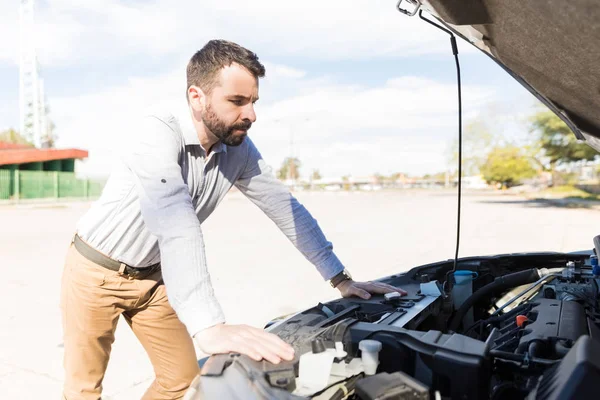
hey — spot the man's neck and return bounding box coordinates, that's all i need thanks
[189,107,219,155]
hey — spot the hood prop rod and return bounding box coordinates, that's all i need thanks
[417,10,463,289]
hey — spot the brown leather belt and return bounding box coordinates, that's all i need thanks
[73,234,161,279]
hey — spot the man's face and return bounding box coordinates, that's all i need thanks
[201,63,259,146]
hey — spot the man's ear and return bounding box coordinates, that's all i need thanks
[188,85,206,109]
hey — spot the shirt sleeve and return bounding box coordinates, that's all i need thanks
[123,115,225,337]
[234,139,345,281]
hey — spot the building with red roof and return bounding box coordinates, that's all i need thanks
[0,142,95,201]
[0,142,88,172]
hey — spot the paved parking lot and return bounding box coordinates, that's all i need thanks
[2,190,600,399]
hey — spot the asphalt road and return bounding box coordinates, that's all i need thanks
[2,190,600,399]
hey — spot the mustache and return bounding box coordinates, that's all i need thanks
[231,121,252,131]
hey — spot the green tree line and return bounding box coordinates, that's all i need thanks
[449,109,598,188]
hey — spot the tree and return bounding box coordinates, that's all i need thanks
[42,118,58,148]
[277,157,301,181]
[431,172,448,182]
[530,110,597,168]
[341,175,351,191]
[448,120,499,176]
[480,146,538,188]
[311,169,322,181]
[43,105,57,148]
[389,172,402,181]
[0,128,34,146]
[373,173,384,184]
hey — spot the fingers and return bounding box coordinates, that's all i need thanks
[249,326,291,350]
[362,282,393,294]
[342,281,408,298]
[359,282,408,296]
[247,340,282,364]
[231,336,281,364]
[379,282,408,296]
[249,328,295,361]
[349,286,372,299]
[235,343,263,362]
[231,326,295,364]
[196,324,295,365]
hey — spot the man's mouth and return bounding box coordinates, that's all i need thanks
[235,125,250,132]
[235,123,251,131]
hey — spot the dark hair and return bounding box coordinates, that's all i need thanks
[186,39,266,98]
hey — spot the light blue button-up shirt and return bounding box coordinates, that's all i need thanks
[76,106,345,336]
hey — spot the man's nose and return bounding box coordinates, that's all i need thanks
[242,104,257,123]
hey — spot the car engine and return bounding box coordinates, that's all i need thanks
[188,250,600,400]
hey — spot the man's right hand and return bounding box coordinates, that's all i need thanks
[194,323,295,364]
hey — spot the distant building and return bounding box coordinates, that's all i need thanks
[0,142,88,173]
[0,142,93,201]
[459,175,490,189]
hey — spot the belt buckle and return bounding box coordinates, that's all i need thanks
[119,263,138,279]
[127,267,140,279]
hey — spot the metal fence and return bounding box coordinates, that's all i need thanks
[0,170,105,201]
[0,169,11,200]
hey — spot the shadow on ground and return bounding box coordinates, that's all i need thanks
[477,197,600,210]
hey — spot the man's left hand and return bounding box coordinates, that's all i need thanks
[336,280,407,300]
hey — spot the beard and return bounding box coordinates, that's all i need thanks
[202,103,251,147]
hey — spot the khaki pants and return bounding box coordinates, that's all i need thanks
[60,243,200,399]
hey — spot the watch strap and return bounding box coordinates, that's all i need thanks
[330,270,351,288]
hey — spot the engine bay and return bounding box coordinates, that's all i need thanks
[190,250,600,400]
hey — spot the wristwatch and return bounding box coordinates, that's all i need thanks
[330,269,353,288]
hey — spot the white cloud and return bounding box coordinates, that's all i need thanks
[0,0,473,67]
[262,62,307,80]
[0,1,513,179]
[0,3,19,64]
[50,60,495,179]
[251,76,495,177]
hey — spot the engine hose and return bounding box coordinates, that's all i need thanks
[449,268,541,332]
[489,349,558,366]
[528,341,544,358]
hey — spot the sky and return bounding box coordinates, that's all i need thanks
[0,0,542,179]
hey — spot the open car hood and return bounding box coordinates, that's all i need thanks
[419,0,600,150]
[189,250,600,399]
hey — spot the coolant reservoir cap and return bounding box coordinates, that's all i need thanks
[359,340,382,353]
[454,270,476,276]
[453,270,478,285]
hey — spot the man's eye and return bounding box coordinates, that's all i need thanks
[230,100,243,106]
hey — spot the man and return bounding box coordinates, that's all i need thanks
[61,39,406,400]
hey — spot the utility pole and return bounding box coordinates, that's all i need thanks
[20,0,52,148]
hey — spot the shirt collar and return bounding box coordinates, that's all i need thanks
[209,141,228,155]
[178,105,228,154]
[178,106,201,146]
